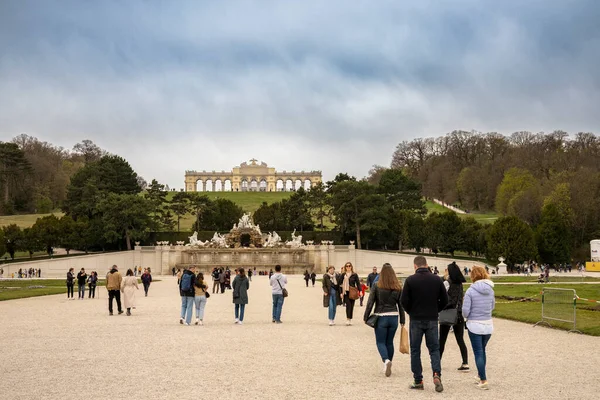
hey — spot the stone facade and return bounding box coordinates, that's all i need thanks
[184,159,322,192]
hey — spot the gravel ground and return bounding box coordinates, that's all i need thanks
[1,275,599,400]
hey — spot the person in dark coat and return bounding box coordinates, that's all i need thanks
[141,268,152,297]
[304,270,310,287]
[340,262,362,325]
[66,268,75,299]
[322,266,342,325]
[439,262,469,372]
[310,272,317,287]
[232,268,250,324]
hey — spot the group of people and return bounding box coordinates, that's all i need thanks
[360,257,495,392]
[66,268,99,299]
[11,268,42,279]
[303,270,317,287]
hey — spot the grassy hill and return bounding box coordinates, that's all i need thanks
[0,192,292,230]
[425,200,498,224]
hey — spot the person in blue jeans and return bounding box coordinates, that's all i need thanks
[462,266,495,390]
[179,267,196,326]
[232,268,250,325]
[401,256,448,392]
[363,263,406,377]
[269,264,287,323]
[322,266,341,325]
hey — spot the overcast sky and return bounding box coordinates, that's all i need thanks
[1,0,599,188]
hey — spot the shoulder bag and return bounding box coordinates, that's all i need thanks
[277,278,288,298]
[439,304,459,326]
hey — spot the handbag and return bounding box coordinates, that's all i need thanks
[349,286,359,300]
[365,314,379,328]
[439,305,459,326]
[277,279,288,298]
[399,325,409,354]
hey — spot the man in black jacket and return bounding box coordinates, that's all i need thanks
[401,256,448,392]
[366,266,378,289]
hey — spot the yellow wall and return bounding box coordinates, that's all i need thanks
[586,262,600,272]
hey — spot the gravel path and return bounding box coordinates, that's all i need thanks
[1,275,599,400]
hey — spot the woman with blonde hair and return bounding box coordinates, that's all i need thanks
[364,263,406,377]
[462,266,495,390]
[341,262,361,325]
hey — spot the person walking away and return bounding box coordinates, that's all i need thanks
[232,268,250,324]
[322,266,342,325]
[363,263,406,377]
[141,268,152,296]
[310,271,316,287]
[341,262,361,325]
[401,256,448,392]
[463,266,495,390]
[106,265,124,315]
[66,268,75,299]
[224,269,232,290]
[179,267,196,325]
[194,272,208,325]
[87,271,98,299]
[270,265,287,323]
[121,269,139,316]
[304,270,310,287]
[439,262,470,372]
[248,268,253,282]
[359,278,367,306]
[211,268,220,294]
[77,268,87,299]
[367,266,379,289]
[219,268,226,294]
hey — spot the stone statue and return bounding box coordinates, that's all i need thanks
[286,229,304,248]
[255,224,261,235]
[238,213,253,229]
[265,231,282,247]
[187,231,199,246]
[210,232,227,248]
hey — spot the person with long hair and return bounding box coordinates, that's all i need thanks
[439,262,470,372]
[340,262,361,325]
[87,271,98,299]
[364,263,406,377]
[232,267,250,324]
[322,266,342,325]
[66,268,75,299]
[462,266,495,390]
[194,271,208,325]
[121,269,139,316]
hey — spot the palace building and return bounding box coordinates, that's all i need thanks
[184,159,322,192]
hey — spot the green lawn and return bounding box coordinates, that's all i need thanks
[425,200,498,224]
[0,212,64,229]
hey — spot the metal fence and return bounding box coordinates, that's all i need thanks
[534,288,581,333]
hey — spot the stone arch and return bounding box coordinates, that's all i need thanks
[276,179,284,191]
[294,179,303,190]
[224,179,232,192]
[285,179,294,191]
[195,179,204,192]
[205,179,214,192]
[214,179,223,192]
[259,179,267,192]
[250,179,259,192]
[303,179,312,190]
[241,179,249,192]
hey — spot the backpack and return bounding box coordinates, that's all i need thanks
[180,273,193,292]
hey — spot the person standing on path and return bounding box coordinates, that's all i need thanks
[366,266,379,289]
[439,262,470,372]
[232,267,250,324]
[462,266,495,390]
[363,263,406,377]
[341,262,361,326]
[194,271,208,325]
[87,271,98,299]
[304,270,310,287]
[310,271,316,287]
[179,267,196,325]
[219,268,226,293]
[77,268,87,299]
[270,265,287,323]
[141,268,152,297]
[66,268,75,299]
[106,265,124,315]
[121,269,139,316]
[322,266,342,325]
[401,256,448,392]
[211,267,220,294]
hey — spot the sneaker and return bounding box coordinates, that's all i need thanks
[126,311,131,316]
[346,319,351,326]
[272,319,276,323]
[238,321,243,325]
[195,318,199,325]
[477,382,489,390]
[458,365,470,372]
[433,374,443,393]
[199,320,204,326]
[385,360,392,377]
[276,320,283,324]
[473,376,481,384]
[184,322,190,326]
[409,381,424,390]
[329,320,334,326]
[235,319,239,324]
[109,312,113,316]
[180,318,184,325]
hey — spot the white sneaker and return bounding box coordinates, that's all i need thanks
[184,322,190,326]
[384,360,392,377]
[238,321,243,325]
[235,318,239,324]
[329,320,334,326]
[195,318,199,325]
[346,319,351,326]
[199,320,204,326]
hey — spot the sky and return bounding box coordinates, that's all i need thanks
[1,0,599,188]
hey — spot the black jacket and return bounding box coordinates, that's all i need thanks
[366,272,378,288]
[401,268,448,321]
[341,272,361,293]
[66,272,74,284]
[363,285,406,325]
[179,270,196,297]
[77,272,87,285]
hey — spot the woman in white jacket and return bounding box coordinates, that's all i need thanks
[121,269,139,316]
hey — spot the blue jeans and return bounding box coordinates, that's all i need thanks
[328,287,337,320]
[374,316,399,362]
[180,296,194,324]
[409,320,441,381]
[272,294,284,322]
[194,295,207,320]
[468,330,491,381]
[235,304,246,321]
[78,284,85,298]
